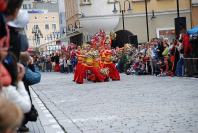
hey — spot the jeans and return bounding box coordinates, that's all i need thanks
[176,58,184,76]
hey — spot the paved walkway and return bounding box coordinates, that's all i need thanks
[31,72,198,133]
[26,88,65,133]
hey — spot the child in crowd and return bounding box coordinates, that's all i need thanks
[0,98,23,133]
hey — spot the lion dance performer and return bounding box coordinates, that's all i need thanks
[103,36,120,81]
[73,30,120,84]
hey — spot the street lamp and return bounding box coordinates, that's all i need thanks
[144,0,149,42]
[112,0,132,30]
[176,0,180,17]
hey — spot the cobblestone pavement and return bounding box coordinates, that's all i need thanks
[32,72,198,133]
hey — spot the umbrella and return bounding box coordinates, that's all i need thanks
[188,25,198,35]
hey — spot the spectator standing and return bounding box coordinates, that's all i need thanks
[63,57,68,73]
[7,9,29,61]
[180,29,193,76]
[54,53,60,72]
[46,55,52,72]
[67,58,73,73]
[176,40,185,76]
[51,53,55,71]
[19,52,41,132]
[59,55,64,73]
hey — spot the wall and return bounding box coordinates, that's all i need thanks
[192,6,198,26]
[33,2,59,12]
[64,0,78,26]
[115,11,191,43]
[80,0,115,16]
[131,0,190,13]
[26,12,60,48]
[65,0,191,43]
[192,0,198,27]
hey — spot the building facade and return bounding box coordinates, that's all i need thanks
[22,0,34,9]
[25,10,61,54]
[65,0,192,44]
[192,0,198,26]
[22,0,66,55]
[64,0,79,29]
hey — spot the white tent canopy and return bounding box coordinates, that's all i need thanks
[79,15,119,35]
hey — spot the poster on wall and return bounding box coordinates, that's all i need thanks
[156,28,175,43]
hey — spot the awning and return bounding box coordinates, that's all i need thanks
[188,25,198,35]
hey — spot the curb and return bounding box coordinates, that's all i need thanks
[30,87,66,133]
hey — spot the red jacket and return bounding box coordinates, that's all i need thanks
[0,63,11,87]
[182,34,192,56]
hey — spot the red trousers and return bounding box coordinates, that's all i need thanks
[75,65,105,84]
[54,63,60,72]
[104,63,120,80]
[73,63,82,81]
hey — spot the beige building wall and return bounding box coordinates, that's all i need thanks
[192,0,198,26]
[115,11,191,42]
[131,0,190,13]
[192,6,198,26]
[64,0,78,27]
[115,0,191,42]
[64,0,191,43]
[26,12,60,51]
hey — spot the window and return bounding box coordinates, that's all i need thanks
[28,4,31,9]
[33,25,38,29]
[156,27,175,42]
[23,4,27,9]
[45,24,49,30]
[52,24,56,30]
[80,0,91,5]
[25,25,28,30]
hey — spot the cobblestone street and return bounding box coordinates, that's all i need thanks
[32,73,198,133]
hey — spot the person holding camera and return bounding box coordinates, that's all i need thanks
[19,52,41,132]
[1,52,31,113]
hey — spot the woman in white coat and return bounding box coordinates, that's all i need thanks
[0,53,31,113]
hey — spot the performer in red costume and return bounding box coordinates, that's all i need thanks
[74,46,87,84]
[73,30,120,84]
[84,49,105,83]
[73,47,82,81]
[103,42,120,81]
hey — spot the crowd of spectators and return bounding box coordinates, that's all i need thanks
[0,0,41,132]
[35,28,198,79]
[115,34,198,77]
[34,48,77,73]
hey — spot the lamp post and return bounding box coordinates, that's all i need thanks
[32,25,43,54]
[144,0,149,42]
[176,0,180,17]
[112,0,132,30]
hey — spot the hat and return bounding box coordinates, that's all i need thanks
[7,9,29,28]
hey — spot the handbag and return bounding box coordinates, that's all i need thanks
[24,84,39,122]
[25,104,38,122]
